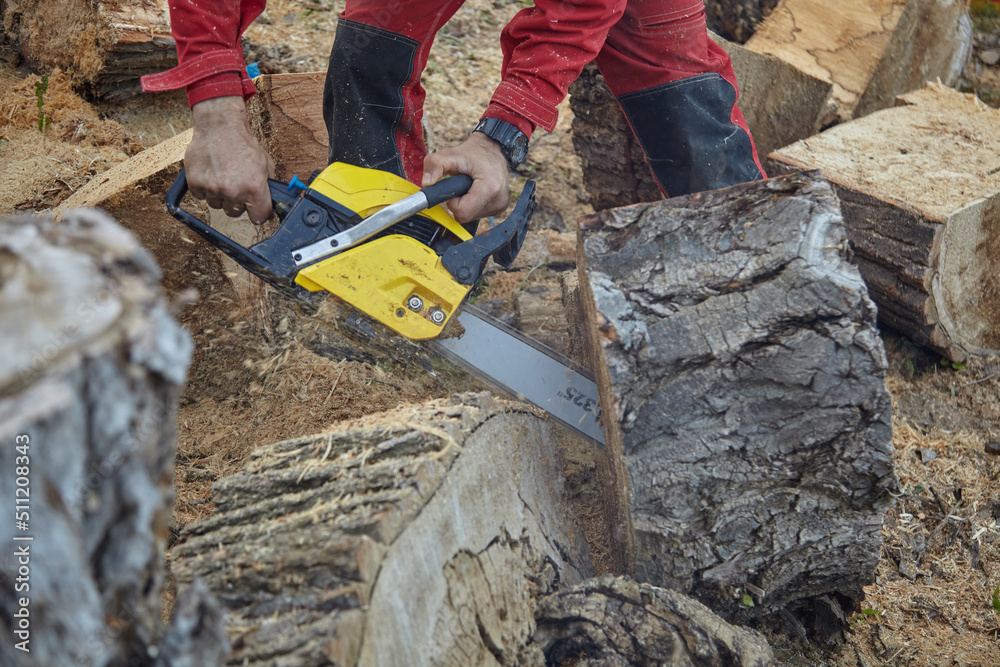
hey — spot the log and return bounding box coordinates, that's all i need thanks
[2,0,176,100]
[534,575,774,666]
[705,0,780,44]
[745,0,972,123]
[769,83,1000,361]
[515,284,572,356]
[247,72,329,182]
[568,64,661,212]
[169,393,600,666]
[574,171,896,621]
[0,209,224,666]
[568,37,832,211]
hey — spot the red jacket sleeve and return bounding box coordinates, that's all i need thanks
[485,0,627,135]
[141,0,266,107]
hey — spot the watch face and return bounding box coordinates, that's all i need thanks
[509,135,528,165]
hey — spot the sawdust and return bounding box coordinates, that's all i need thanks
[0,69,139,213]
[173,336,445,524]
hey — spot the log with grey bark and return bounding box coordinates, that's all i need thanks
[574,171,896,624]
[0,210,223,666]
[534,575,774,666]
[168,393,598,667]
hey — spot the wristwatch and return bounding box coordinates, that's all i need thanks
[473,117,529,169]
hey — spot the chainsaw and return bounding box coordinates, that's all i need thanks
[166,161,604,444]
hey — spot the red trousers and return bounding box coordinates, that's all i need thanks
[336,0,763,191]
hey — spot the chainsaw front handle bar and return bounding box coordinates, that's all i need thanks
[166,168,300,283]
[290,174,474,267]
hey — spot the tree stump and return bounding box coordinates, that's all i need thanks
[169,393,598,666]
[770,83,1000,361]
[574,171,896,621]
[0,210,224,666]
[2,0,176,99]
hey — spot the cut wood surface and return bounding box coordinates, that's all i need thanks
[514,283,572,355]
[534,575,774,666]
[746,0,972,122]
[575,171,896,620]
[248,72,329,182]
[0,209,223,666]
[3,0,176,99]
[716,36,833,161]
[770,82,1000,361]
[569,36,832,212]
[169,393,598,666]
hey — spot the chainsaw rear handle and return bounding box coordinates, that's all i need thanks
[421,173,473,208]
[165,168,301,282]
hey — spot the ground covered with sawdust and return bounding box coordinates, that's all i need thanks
[2,0,999,665]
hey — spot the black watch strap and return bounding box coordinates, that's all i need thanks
[473,117,529,168]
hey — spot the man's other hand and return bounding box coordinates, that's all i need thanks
[186,96,275,224]
[422,132,510,224]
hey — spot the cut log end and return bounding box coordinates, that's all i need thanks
[770,83,1000,361]
[534,575,775,666]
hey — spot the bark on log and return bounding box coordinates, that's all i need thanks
[2,0,176,100]
[0,210,224,666]
[534,574,774,666]
[769,83,1000,361]
[574,171,896,620]
[169,393,598,666]
[745,0,972,123]
[568,39,832,212]
[568,64,661,212]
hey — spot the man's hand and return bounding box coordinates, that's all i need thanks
[185,96,275,224]
[422,132,510,224]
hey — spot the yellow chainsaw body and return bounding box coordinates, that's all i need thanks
[293,163,474,340]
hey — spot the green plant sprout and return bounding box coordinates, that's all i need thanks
[940,357,966,372]
[849,608,878,627]
[34,74,52,133]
